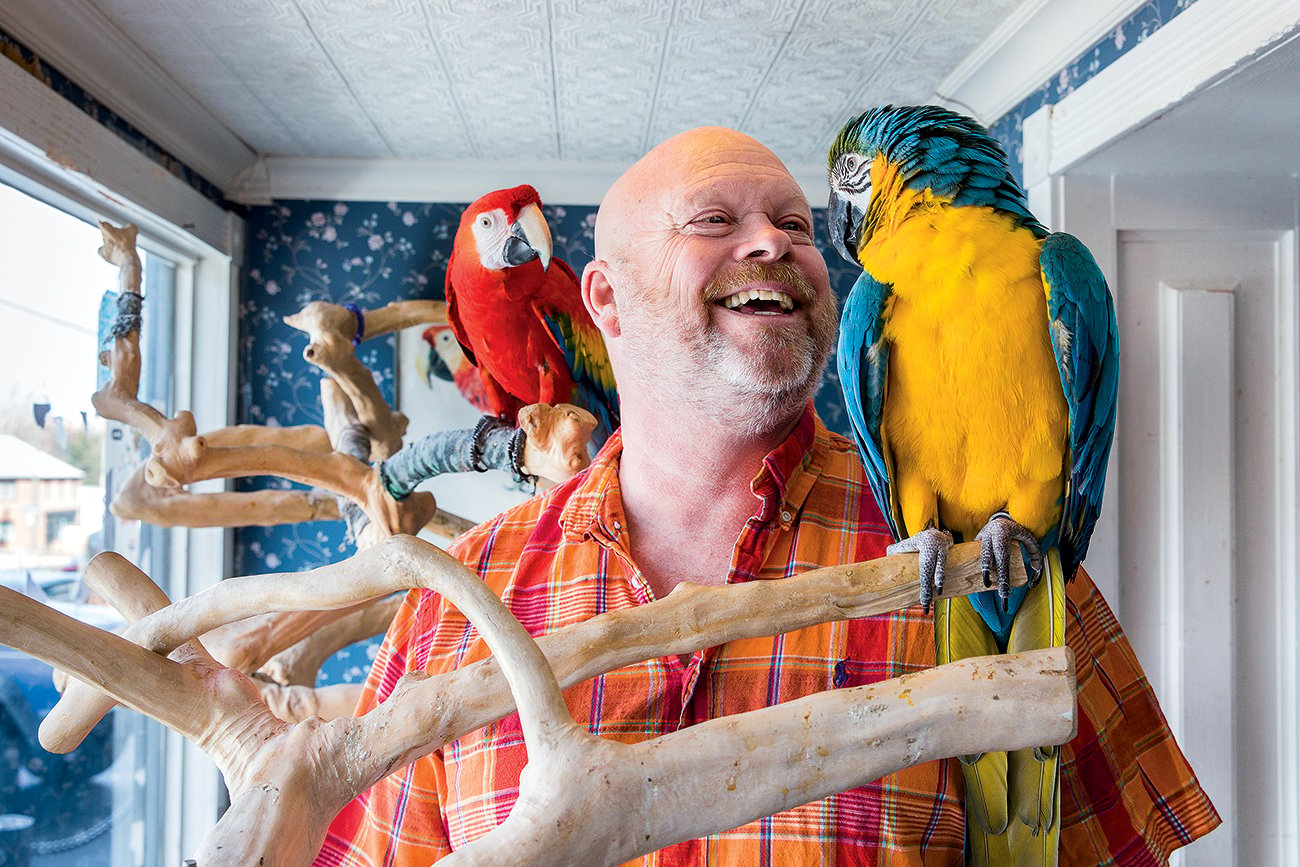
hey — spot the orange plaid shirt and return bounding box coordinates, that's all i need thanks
[316,407,1218,865]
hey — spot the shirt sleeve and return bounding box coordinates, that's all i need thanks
[1058,567,1221,861]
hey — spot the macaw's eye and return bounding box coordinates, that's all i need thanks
[844,155,859,173]
[479,215,492,228]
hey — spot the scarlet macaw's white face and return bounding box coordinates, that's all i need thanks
[470,202,553,273]
[432,327,462,365]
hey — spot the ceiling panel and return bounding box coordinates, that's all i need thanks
[0,0,1043,189]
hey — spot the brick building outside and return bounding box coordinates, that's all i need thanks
[0,434,85,564]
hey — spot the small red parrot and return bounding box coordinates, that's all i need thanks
[421,323,492,413]
[445,185,619,446]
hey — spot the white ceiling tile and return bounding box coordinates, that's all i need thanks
[30,0,1036,174]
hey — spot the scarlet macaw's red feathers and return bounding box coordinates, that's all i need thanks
[445,185,619,448]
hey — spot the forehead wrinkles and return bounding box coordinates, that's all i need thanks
[672,160,809,221]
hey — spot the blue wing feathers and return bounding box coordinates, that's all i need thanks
[838,272,901,541]
[1040,233,1119,580]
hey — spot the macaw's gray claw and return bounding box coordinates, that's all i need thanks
[976,512,1044,613]
[888,527,954,615]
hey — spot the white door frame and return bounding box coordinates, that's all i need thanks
[1020,3,1300,863]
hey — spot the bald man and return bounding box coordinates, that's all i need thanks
[580,126,840,601]
[316,129,1216,865]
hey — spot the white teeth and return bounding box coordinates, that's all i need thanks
[722,289,795,311]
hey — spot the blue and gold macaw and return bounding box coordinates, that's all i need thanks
[827,105,1119,865]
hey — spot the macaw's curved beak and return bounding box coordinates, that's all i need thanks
[827,187,863,267]
[504,201,553,270]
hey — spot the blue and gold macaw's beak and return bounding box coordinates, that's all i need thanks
[827,186,863,266]
[504,201,553,270]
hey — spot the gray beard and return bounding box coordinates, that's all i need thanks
[619,309,831,438]
[701,321,826,436]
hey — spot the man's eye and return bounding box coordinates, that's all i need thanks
[781,220,809,232]
[704,215,727,224]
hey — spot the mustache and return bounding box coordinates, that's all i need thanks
[703,261,820,307]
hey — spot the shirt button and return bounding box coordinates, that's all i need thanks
[780,510,792,523]
[613,520,622,531]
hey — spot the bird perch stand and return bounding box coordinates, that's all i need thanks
[2,537,1073,866]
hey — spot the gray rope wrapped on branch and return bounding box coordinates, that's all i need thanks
[380,415,535,502]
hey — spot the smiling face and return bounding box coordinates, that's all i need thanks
[589,127,837,434]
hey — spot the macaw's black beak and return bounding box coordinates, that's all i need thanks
[503,202,552,269]
[827,187,863,267]
[427,351,453,383]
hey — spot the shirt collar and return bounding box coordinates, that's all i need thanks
[560,403,828,543]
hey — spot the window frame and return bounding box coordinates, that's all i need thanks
[0,59,242,864]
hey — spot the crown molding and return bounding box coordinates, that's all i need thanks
[0,0,256,191]
[932,0,1145,124]
[229,155,832,208]
[1043,0,1300,176]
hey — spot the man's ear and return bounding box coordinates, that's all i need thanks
[581,260,621,338]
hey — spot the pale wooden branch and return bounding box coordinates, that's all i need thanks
[517,402,597,487]
[98,221,141,295]
[258,594,403,688]
[283,300,447,459]
[252,595,403,722]
[202,424,332,451]
[91,222,166,446]
[110,461,341,527]
[447,648,1075,866]
[354,540,1032,764]
[255,681,364,724]
[29,536,1040,867]
[6,536,1065,866]
[88,223,398,533]
[89,225,541,541]
[23,536,570,864]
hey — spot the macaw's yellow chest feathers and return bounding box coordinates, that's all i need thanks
[862,205,1068,540]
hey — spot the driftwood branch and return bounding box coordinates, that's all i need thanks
[11,536,1064,866]
[283,300,447,459]
[91,222,430,536]
[259,594,403,689]
[449,648,1074,865]
[252,595,403,722]
[110,461,342,527]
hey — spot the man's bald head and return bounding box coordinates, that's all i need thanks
[580,125,835,439]
[594,127,801,265]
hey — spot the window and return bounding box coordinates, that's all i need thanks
[0,59,237,861]
[0,182,180,866]
[44,509,75,545]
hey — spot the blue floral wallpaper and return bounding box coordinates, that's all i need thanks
[989,0,1200,179]
[238,199,862,683]
[238,201,861,570]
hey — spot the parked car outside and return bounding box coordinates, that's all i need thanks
[0,569,127,861]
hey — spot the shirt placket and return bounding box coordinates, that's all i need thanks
[674,476,794,730]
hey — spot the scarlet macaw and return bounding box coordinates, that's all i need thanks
[827,105,1119,865]
[446,185,619,447]
[421,323,492,413]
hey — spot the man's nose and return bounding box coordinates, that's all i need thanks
[736,219,792,262]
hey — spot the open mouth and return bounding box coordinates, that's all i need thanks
[718,288,797,315]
